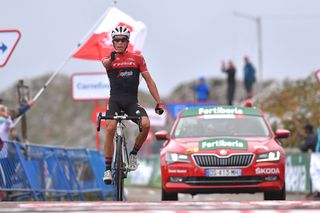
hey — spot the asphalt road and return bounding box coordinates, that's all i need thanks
[0,187,319,213]
[126,186,309,202]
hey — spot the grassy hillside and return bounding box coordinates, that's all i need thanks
[254,75,320,148]
[1,72,319,149]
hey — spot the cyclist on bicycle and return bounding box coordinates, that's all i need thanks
[101,26,164,184]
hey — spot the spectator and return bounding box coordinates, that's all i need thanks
[193,76,210,102]
[222,60,236,105]
[299,123,318,152]
[243,56,256,98]
[0,100,33,145]
[0,105,15,159]
[304,122,320,200]
[0,105,12,199]
[0,101,32,201]
[0,105,14,145]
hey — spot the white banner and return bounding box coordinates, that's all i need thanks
[310,153,320,192]
[72,72,109,101]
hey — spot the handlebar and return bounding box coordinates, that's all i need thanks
[97,112,142,132]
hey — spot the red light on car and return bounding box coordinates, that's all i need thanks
[244,101,253,107]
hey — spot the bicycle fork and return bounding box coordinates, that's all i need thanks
[115,122,129,177]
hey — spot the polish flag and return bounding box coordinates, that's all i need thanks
[73,7,147,60]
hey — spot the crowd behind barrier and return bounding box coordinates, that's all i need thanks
[0,140,113,201]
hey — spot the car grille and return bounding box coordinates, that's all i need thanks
[184,176,266,186]
[192,153,254,167]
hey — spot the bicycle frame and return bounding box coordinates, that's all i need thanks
[97,112,141,201]
[114,120,127,201]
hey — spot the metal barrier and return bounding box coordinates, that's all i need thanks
[0,141,112,201]
[0,141,36,199]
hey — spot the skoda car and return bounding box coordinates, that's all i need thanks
[156,105,290,201]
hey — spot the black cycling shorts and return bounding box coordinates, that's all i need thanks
[106,100,148,124]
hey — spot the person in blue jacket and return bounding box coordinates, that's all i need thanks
[194,76,210,102]
[243,56,256,98]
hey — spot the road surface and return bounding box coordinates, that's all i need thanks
[126,186,310,202]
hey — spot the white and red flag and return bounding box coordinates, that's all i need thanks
[73,7,147,60]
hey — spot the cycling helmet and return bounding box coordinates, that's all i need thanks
[111,26,130,39]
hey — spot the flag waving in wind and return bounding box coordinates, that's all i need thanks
[73,7,147,61]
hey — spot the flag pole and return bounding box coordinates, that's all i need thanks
[13,6,113,127]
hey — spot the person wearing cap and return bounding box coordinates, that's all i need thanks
[101,26,164,184]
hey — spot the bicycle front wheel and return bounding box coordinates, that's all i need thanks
[114,135,124,201]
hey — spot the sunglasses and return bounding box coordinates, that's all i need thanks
[113,38,128,43]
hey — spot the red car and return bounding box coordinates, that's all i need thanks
[156,105,290,201]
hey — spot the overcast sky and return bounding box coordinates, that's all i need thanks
[1,0,320,97]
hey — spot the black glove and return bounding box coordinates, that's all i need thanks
[155,103,164,115]
[110,51,117,61]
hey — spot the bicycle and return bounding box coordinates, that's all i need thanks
[97,111,141,201]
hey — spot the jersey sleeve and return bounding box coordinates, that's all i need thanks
[138,55,148,73]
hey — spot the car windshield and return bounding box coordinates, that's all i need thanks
[173,114,270,138]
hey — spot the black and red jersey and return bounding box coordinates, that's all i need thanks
[105,52,148,103]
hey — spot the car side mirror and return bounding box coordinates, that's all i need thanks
[275,129,291,139]
[155,130,168,140]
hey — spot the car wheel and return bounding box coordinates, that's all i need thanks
[161,188,178,201]
[264,184,286,200]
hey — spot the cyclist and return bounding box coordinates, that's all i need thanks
[101,26,164,184]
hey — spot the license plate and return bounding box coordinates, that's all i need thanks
[206,168,242,177]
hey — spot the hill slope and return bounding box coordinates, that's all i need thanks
[1,72,319,149]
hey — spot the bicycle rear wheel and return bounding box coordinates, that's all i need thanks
[114,135,124,201]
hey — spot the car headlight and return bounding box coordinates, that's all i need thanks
[256,151,281,162]
[165,152,190,164]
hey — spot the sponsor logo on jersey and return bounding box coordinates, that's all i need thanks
[117,70,133,78]
[113,61,136,67]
